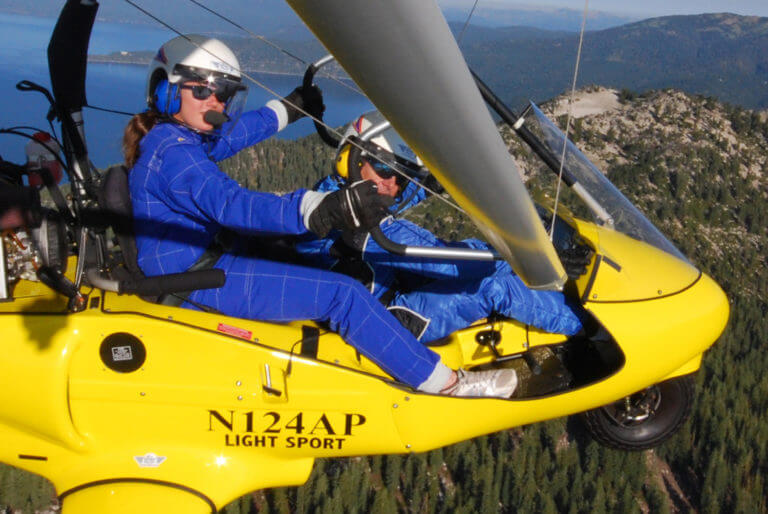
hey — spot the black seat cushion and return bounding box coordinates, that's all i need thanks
[98,165,141,276]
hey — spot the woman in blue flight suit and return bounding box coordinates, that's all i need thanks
[122,36,517,398]
[296,112,585,343]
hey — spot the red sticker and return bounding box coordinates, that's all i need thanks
[217,323,252,340]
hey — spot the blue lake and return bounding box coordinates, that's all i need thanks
[0,12,373,168]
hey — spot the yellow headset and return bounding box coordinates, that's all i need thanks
[334,136,371,183]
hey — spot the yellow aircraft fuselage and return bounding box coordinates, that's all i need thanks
[0,218,728,512]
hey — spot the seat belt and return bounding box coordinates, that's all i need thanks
[157,233,227,308]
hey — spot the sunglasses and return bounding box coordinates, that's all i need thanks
[180,82,243,103]
[365,159,398,179]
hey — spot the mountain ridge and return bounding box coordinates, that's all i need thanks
[463,12,768,110]
[87,12,768,111]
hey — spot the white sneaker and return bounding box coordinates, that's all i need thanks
[445,369,518,398]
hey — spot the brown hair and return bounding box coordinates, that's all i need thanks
[122,111,161,168]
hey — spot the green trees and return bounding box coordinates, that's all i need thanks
[0,465,54,513]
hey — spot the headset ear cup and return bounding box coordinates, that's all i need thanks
[154,80,181,115]
[347,144,364,183]
[168,83,180,115]
[154,79,168,114]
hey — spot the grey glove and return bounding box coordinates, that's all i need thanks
[306,181,394,238]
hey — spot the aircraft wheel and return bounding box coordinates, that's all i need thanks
[581,375,694,450]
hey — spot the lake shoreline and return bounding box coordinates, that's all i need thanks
[87,56,354,81]
[1,11,370,167]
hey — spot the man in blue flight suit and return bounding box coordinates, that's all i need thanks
[295,112,586,343]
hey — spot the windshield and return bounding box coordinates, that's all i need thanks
[525,103,689,264]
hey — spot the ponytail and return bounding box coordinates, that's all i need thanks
[123,111,161,168]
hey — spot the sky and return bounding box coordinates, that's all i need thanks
[447,0,768,17]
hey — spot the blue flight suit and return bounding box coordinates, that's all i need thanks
[298,176,584,342]
[128,108,443,389]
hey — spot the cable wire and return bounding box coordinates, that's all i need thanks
[186,0,363,96]
[85,104,135,116]
[456,0,481,45]
[549,0,589,241]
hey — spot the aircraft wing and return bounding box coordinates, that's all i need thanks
[285,0,566,290]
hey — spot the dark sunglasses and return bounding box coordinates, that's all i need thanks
[180,83,243,103]
[365,159,398,179]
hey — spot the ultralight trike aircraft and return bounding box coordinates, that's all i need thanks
[0,0,728,512]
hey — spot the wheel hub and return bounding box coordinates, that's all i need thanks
[603,385,662,426]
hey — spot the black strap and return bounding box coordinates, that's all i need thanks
[37,166,73,222]
[157,235,226,307]
[378,286,397,306]
[300,326,320,359]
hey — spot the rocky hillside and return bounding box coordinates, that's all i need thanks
[503,87,767,295]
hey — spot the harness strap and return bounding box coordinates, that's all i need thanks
[157,233,226,308]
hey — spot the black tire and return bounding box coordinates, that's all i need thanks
[581,375,695,451]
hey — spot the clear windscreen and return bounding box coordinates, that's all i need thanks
[525,102,689,263]
[219,85,249,136]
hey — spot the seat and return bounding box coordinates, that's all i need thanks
[97,164,142,281]
[95,165,225,305]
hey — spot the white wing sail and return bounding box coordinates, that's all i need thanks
[285,0,566,290]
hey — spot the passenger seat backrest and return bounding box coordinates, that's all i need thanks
[98,165,142,277]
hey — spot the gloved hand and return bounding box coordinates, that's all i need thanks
[281,85,325,124]
[306,181,394,238]
[421,173,445,195]
[557,242,593,280]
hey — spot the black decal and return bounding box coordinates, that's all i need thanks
[602,255,622,272]
[581,254,602,303]
[18,455,47,461]
[225,434,235,446]
[286,437,296,448]
[99,333,146,373]
[344,413,366,435]
[244,411,254,433]
[264,412,281,433]
[209,410,234,431]
[309,414,336,435]
[301,326,319,359]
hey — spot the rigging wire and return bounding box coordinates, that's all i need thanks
[185,0,363,97]
[84,104,135,117]
[549,0,589,241]
[121,0,463,212]
[456,0,481,45]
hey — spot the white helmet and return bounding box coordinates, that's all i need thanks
[335,111,424,181]
[146,34,248,124]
